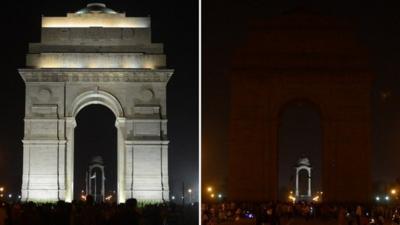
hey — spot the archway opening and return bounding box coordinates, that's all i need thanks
[74,104,117,201]
[278,101,322,201]
[298,169,309,196]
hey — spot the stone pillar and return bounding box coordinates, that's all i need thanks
[308,169,312,197]
[115,117,126,203]
[295,168,299,197]
[161,143,169,201]
[65,117,76,202]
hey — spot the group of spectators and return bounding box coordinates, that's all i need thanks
[202,201,400,225]
[0,195,198,225]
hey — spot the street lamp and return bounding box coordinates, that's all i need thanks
[188,189,192,204]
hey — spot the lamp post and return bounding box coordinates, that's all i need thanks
[188,189,192,204]
[0,187,4,199]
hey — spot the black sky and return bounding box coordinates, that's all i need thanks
[203,0,400,195]
[0,0,198,201]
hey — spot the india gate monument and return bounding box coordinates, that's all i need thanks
[19,3,171,203]
[229,11,373,203]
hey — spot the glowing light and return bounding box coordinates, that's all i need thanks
[18,195,21,199]
[218,194,222,198]
[105,195,112,201]
[171,196,175,200]
[288,195,296,203]
[312,196,320,202]
[207,187,212,192]
[210,193,215,198]
[8,194,12,198]
[391,189,397,195]
[188,189,192,193]
[0,187,3,192]
[376,196,380,201]
[42,16,150,28]
[80,195,87,201]
[29,54,162,69]
[385,196,390,201]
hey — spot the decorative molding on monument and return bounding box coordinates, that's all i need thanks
[18,68,174,83]
[22,139,67,144]
[124,140,169,145]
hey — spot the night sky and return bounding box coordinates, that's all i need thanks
[203,0,400,196]
[0,0,198,201]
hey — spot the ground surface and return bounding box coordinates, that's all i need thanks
[222,218,394,225]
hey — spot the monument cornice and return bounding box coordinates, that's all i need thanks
[18,68,174,83]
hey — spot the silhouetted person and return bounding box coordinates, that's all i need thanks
[0,202,7,225]
[118,198,140,225]
[81,195,102,225]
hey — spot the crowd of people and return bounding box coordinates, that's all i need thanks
[202,201,400,225]
[0,195,198,225]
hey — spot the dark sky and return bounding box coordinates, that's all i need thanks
[0,0,198,201]
[203,0,400,195]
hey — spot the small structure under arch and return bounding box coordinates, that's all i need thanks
[295,157,312,201]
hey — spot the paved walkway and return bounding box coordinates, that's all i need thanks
[221,218,336,225]
[221,218,395,225]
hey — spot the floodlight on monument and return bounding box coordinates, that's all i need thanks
[288,195,296,204]
[80,194,86,201]
[105,195,112,201]
[312,196,320,202]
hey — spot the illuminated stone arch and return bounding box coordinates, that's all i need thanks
[19,4,173,203]
[295,158,312,200]
[65,89,126,203]
[70,90,124,118]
